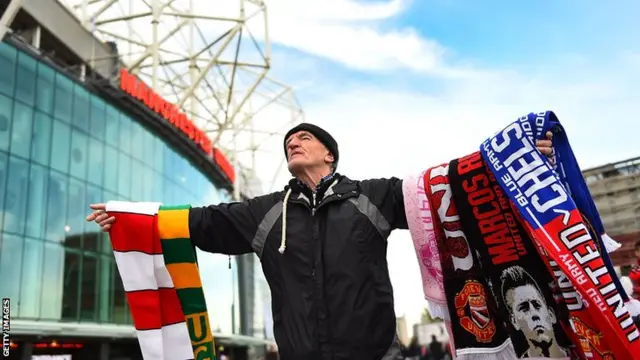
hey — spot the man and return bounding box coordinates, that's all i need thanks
[87,123,555,360]
[500,266,568,358]
[428,335,444,360]
[630,241,640,300]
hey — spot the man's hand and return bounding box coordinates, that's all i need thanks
[536,131,555,166]
[86,203,115,232]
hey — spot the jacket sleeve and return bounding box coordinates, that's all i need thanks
[188,193,278,255]
[360,177,408,231]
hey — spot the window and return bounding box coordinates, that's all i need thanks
[111,263,128,324]
[72,85,90,132]
[0,153,6,228]
[61,250,81,320]
[31,111,52,166]
[36,63,55,114]
[50,119,71,173]
[0,43,16,97]
[85,185,103,253]
[142,165,155,200]
[87,139,104,186]
[65,178,86,246]
[40,241,64,320]
[10,101,33,159]
[45,170,68,243]
[131,122,144,161]
[19,237,44,318]
[70,129,88,180]
[130,159,144,201]
[154,171,165,202]
[97,255,113,322]
[103,145,119,192]
[3,155,29,234]
[80,254,99,321]
[25,163,48,239]
[117,152,131,198]
[153,137,164,173]
[0,233,23,315]
[142,131,154,167]
[15,52,37,106]
[0,93,14,153]
[105,107,119,147]
[90,96,106,141]
[119,113,132,154]
[53,74,73,123]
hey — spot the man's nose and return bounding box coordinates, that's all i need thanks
[287,143,300,156]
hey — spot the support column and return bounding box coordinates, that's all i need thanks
[0,0,23,40]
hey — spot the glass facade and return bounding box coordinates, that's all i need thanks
[0,41,239,334]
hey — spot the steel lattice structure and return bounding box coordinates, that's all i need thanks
[57,0,304,197]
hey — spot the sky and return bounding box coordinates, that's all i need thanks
[256,0,640,327]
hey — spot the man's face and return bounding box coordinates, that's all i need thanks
[506,284,556,343]
[285,131,333,174]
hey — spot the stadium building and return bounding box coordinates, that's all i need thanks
[0,0,282,359]
[583,156,640,270]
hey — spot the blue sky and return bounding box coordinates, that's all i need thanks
[253,0,640,326]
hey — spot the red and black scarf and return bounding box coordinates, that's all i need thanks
[424,164,515,359]
[448,152,578,359]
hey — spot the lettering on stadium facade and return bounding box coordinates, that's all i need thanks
[119,68,235,184]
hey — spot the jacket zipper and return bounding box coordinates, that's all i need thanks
[312,191,317,278]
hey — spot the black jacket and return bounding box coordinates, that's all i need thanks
[189,174,408,360]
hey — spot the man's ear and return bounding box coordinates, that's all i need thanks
[325,152,334,164]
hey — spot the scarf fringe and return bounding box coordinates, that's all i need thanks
[455,340,517,360]
[425,300,449,321]
[602,233,622,253]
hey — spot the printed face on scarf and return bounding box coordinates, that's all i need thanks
[506,284,557,344]
[285,131,334,174]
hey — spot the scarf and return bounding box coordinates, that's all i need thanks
[479,112,640,359]
[106,201,217,360]
[448,152,574,359]
[402,173,448,319]
[424,165,516,359]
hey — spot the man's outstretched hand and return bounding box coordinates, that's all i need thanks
[86,203,115,232]
[536,131,555,166]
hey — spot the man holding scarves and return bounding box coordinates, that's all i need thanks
[87,123,555,360]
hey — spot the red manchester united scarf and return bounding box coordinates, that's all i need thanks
[424,165,516,359]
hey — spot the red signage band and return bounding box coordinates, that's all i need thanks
[119,68,236,184]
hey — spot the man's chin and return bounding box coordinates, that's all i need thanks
[288,161,306,175]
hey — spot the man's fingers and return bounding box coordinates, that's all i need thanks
[546,131,553,140]
[98,216,115,227]
[536,139,552,148]
[95,213,110,223]
[538,147,553,156]
[90,203,106,210]
[86,210,102,221]
[101,224,112,232]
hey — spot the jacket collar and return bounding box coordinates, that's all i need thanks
[285,173,357,204]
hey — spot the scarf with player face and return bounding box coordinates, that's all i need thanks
[424,165,516,359]
[448,152,578,359]
[480,111,640,359]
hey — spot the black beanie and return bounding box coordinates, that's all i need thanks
[284,123,339,166]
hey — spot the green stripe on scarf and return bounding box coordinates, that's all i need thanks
[158,204,216,360]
